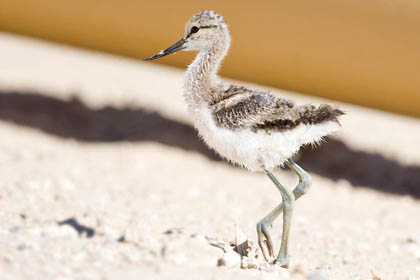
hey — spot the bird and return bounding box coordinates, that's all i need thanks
[144,10,344,268]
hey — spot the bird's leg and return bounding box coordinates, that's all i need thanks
[285,158,312,200]
[265,170,295,267]
[256,169,295,267]
[256,159,311,266]
[256,203,282,261]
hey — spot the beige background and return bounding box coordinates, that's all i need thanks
[1,0,420,117]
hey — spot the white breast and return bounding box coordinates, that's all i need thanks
[189,105,340,172]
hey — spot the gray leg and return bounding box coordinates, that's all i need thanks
[256,159,312,266]
[266,169,295,266]
[256,203,282,261]
[285,158,312,200]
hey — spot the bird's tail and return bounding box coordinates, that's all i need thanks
[297,104,345,147]
[298,104,345,126]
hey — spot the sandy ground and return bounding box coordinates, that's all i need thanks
[0,32,419,280]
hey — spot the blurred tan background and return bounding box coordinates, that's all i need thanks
[1,0,419,117]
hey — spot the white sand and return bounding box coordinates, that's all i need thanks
[0,32,419,280]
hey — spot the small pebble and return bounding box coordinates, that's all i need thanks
[307,270,328,280]
[388,244,400,254]
[408,244,420,259]
[217,251,241,268]
[240,256,260,269]
[9,226,21,233]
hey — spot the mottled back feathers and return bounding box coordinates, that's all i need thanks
[211,86,344,132]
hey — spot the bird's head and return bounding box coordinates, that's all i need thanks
[144,10,229,61]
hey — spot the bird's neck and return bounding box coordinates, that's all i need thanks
[183,38,230,108]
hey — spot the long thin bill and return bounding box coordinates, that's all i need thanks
[143,38,186,61]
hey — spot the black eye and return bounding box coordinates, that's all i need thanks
[191,26,199,34]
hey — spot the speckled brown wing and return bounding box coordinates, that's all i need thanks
[254,104,344,132]
[212,86,344,131]
[211,88,283,129]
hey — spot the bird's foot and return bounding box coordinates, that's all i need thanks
[256,220,274,262]
[273,256,290,269]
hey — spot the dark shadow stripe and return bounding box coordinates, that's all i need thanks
[0,90,419,198]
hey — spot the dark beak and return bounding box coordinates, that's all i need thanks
[143,38,186,61]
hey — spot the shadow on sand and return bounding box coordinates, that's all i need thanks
[1,91,419,198]
[58,217,96,238]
